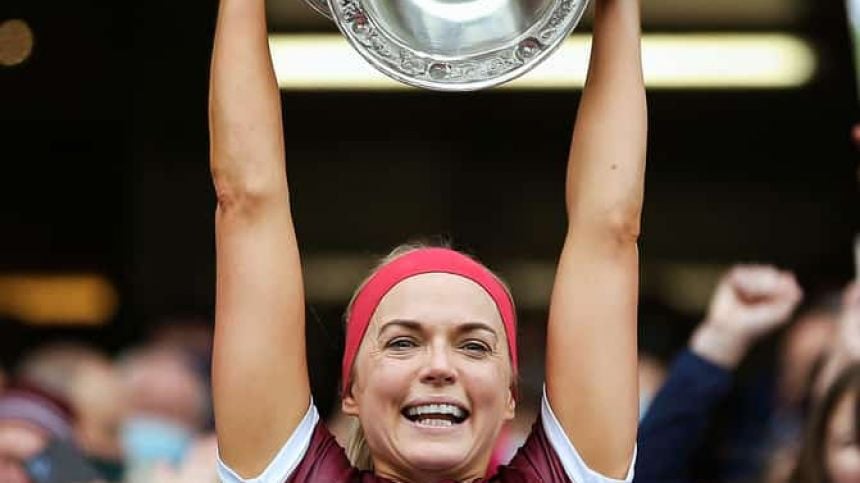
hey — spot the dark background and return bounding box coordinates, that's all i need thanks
[1,0,858,412]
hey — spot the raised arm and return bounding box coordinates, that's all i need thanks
[544,0,646,477]
[209,0,309,477]
[637,266,802,483]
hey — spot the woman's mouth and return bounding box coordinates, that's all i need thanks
[402,403,470,427]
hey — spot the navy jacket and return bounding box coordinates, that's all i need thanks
[635,350,733,483]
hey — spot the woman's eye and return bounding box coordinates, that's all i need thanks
[461,341,490,353]
[387,338,418,350]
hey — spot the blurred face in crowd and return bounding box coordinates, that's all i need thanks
[73,358,125,459]
[16,343,125,461]
[343,273,515,481]
[0,422,48,483]
[780,310,836,407]
[122,348,205,430]
[826,390,860,483]
[120,347,206,467]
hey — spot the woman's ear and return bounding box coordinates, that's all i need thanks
[342,388,360,416]
[504,387,516,421]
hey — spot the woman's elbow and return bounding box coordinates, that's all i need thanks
[569,205,642,246]
[211,162,286,215]
[605,206,641,244]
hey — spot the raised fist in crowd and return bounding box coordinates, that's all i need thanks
[691,265,803,368]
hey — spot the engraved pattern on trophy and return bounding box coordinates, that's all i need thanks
[332,0,585,90]
[303,0,588,90]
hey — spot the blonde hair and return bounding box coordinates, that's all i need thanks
[345,417,375,470]
[341,241,516,470]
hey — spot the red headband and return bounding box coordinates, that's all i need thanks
[342,248,518,395]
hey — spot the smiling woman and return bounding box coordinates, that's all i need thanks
[339,247,517,477]
[209,0,646,480]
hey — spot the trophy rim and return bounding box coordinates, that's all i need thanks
[304,0,334,20]
[327,0,590,91]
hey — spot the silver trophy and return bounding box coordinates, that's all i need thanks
[302,0,590,91]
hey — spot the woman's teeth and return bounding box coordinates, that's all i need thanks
[417,418,454,427]
[403,403,468,425]
[405,403,465,418]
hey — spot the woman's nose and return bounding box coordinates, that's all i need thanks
[419,346,457,386]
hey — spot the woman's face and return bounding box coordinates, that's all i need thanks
[826,390,860,483]
[343,273,516,481]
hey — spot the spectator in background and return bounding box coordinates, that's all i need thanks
[784,283,860,483]
[790,363,860,483]
[778,293,841,417]
[118,344,216,483]
[148,317,215,430]
[638,354,667,421]
[765,291,843,483]
[637,297,692,421]
[636,265,803,483]
[148,433,218,483]
[0,382,81,483]
[812,284,860,400]
[16,342,126,479]
[149,317,213,382]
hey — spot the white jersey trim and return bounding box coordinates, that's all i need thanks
[217,392,636,483]
[217,400,319,483]
[541,387,636,483]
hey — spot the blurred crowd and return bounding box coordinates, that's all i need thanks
[0,321,220,483]
[1,264,859,483]
[634,268,860,483]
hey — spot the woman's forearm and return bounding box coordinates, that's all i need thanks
[566,0,646,239]
[209,0,288,208]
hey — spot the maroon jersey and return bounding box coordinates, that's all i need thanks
[288,417,569,483]
[217,395,635,483]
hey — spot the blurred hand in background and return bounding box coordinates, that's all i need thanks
[691,265,803,368]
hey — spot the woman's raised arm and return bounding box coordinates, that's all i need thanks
[545,0,646,478]
[209,0,308,477]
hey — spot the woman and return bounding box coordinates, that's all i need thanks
[789,284,860,483]
[791,363,860,483]
[209,0,646,480]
